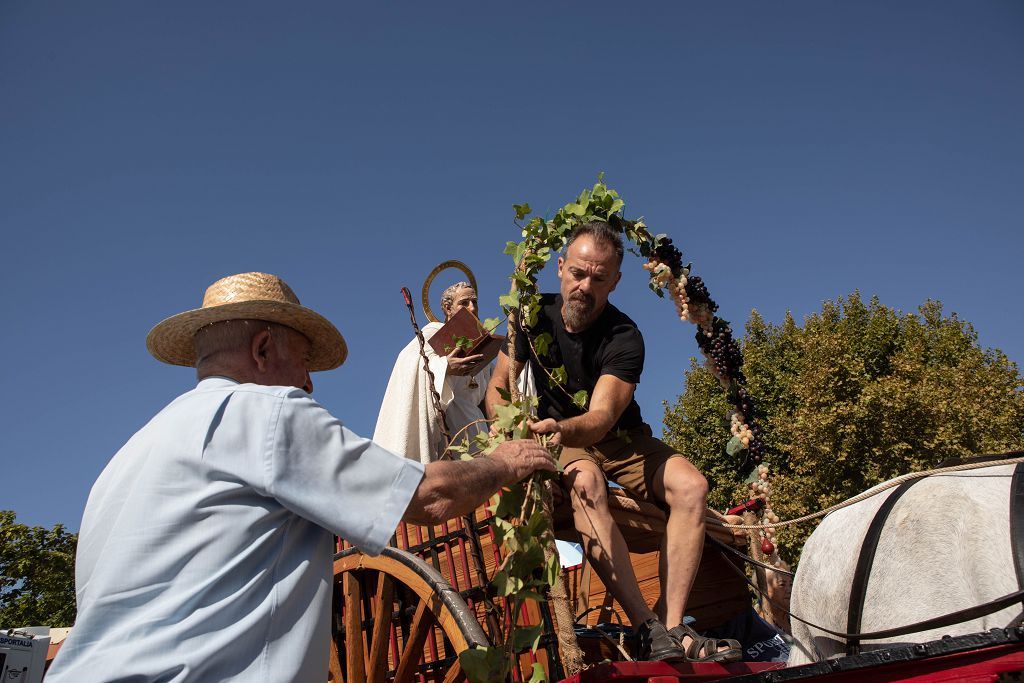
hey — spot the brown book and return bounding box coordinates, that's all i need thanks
[428,307,504,374]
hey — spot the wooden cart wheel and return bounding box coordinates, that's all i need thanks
[329,546,490,683]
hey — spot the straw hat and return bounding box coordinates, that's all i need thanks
[146,272,347,371]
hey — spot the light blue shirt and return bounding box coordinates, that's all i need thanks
[47,377,424,682]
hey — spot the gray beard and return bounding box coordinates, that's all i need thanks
[563,296,595,330]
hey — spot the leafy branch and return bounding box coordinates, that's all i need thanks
[461,175,771,683]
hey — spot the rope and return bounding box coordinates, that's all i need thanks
[400,287,451,454]
[723,456,1024,530]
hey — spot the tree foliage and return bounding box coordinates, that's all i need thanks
[663,293,1024,562]
[0,510,77,627]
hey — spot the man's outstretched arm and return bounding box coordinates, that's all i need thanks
[403,438,555,525]
[529,374,635,448]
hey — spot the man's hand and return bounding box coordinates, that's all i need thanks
[528,418,562,446]
[405,438,556,525]
[447,349,484,376]
[489,438,557,483]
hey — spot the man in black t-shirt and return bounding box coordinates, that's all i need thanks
[487,221,740,663]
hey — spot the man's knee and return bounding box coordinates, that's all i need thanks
[564,462,608,510]
[663,460,709,510]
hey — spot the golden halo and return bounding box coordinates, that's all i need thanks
[422,260,477,323]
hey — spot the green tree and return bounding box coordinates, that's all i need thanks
[663,292,1024,563]
[0,510,77,627]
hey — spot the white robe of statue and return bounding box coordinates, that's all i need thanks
[373,323,536,463]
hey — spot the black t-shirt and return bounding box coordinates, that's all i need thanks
[512,293,645,431]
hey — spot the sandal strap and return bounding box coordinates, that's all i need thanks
[674,624,742,661]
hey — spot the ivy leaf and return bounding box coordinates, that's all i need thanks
[726,435,746,457]
[572,390,588,409]
[493,403,522,433]
[548,366,567,387]
[528,662,547,683]
[459,646,508,683]
[609,198,624,215]
[496,387,512,402]
[544,551,561,587]
[482,317,501,334]
[524,300,541,328]
[512,624,544,653]
[493,484,526,519]
[519,589,546,601]
[499,290,520,310]
[513,203,532,220]
[533,333,553,357]
[493,570,524,596]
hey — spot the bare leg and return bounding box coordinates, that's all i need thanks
[565,460,657,626]
[650,456,708,631]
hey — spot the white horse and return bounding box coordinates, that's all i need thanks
[788,463,1021,665]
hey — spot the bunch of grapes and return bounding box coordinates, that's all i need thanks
[695,319,745,384]
[747,463,783,563]
[641,234,766,475]
[684,275,718,313]
[652,237,684,272]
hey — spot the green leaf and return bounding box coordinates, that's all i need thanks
[544,551,561,587]
[513,203,532,220]
[609,198,624,215]
[459,646,508,683]
[493,570,524,596]
[499,290,520,310]
[548,365,567,387]
[528,662,547,683]
[496,387,512,402]
[482,317,501,333]
[493,485,526,519]
[726,435,746,457]
[533,332,553,357]
[511,624,544,653]
[572,390,588,409]
[493,403,522,433]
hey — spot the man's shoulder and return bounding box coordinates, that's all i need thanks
[600,302,641,335]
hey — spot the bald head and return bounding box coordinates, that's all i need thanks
[195,319,314,393]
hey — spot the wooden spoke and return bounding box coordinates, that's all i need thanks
[331,547,489,683]
[366,573,395,683]
[441,660,464,683]
[344,572,366,683]
[393,599,436,683]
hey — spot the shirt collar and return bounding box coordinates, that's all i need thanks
[196,376,241,389]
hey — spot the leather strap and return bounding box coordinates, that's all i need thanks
[1011,463,1024,610]
[720,552,1024,641]
[846,477,924,656]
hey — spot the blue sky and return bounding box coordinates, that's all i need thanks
[2,2,1021,530]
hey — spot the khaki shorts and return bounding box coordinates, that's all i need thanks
[560,423,682,504]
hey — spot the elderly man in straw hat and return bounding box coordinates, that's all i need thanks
[47,272,555,683]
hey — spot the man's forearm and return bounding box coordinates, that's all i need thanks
[552,408,617,448]
[403,457,511,525]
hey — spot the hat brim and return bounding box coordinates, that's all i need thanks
[146,300,348,371]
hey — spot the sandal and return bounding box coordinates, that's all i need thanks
[669,624,742,663]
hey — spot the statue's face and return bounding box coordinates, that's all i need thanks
[445,287,478,321]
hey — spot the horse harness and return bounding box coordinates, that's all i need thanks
[844,454,1024,655]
